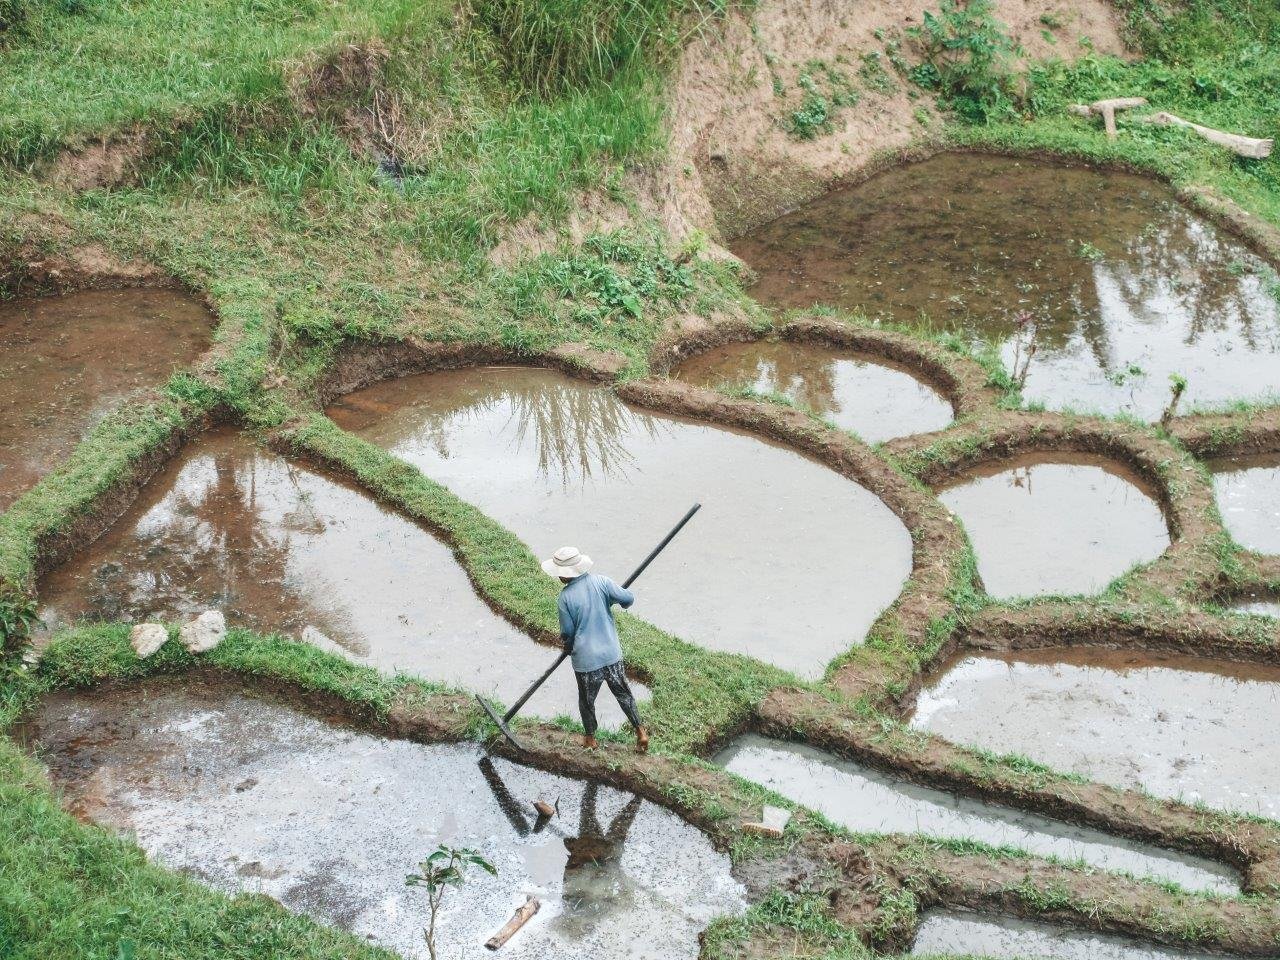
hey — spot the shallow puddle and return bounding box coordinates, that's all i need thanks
[734,153,1280,419]
[912,649,1280,819]
[672,340,953,443]
[36,427,645,727]
[1231,597,1280,617]
[0,288,212,512]
[1211,454,1280,554]
[327,366,913,678]
[937,455,1169,599]
[16,679,743,959]
[911,910,1224,960]
[714,734,1235,893]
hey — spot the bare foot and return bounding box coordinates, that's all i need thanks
[583,735,599,750]
[635,726,650,754]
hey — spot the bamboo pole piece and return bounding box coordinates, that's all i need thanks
[485,897,540,951]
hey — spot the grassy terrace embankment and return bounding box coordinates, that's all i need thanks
[3,0,1280,957]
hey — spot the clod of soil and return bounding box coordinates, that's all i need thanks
[327,366,912,678]
[936,454,1169,599]
[35,427,646,727]
[733,154,1280,419]
[672,339,953,443]
[0,288,212,512]
[911,910,1226,960]
[1211,454,1280,555]
[714,734,1237,894]
[912,649,1280,819]
[16,677,744,960]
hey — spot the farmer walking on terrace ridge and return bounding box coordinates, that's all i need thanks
[543,545,649,754]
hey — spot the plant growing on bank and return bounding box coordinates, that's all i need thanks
[0,593,38,665]
[1161,373,1188,427]
[405,845,497,960]
[908,0,1020,122]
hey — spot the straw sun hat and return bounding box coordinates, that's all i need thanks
[542,546,593,578]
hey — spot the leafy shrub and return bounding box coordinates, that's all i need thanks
[0,593,39,664]
[908,0,1020,122]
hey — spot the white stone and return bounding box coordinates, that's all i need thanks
[130,623,169,659]
[762,805,791,832]
[180,610,226,653]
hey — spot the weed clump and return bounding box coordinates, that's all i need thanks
[908,0,1020,123]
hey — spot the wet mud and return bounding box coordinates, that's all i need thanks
[327,366,912,678]
[35,428,645,727]
[1211,454,1280,555]
[912,649,1280,819]
[672,339,953,443]
[16,678,742,959]
[734,153,1280,419]
[0,288,212,512]
[714,734,1236,893]
[936,454,1169,599]
[911,910,1225,960]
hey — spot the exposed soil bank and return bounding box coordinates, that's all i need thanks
[936,454,1170,599]
[327,366,912,678]
[714,734,1237,893]
[1211,454,1280,555]
[34,428,644,726]
[733,154,1280,419]
[912,649,1280,819]
[911,910,1227,960]
[0,288,212,512]
[672,339,953,443]
[16,677,743,959]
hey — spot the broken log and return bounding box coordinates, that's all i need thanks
[485,896,540,951]
[1145,111,1273,159]
[1068,97,1148,139]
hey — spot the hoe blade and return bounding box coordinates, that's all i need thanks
[475,694,527,752]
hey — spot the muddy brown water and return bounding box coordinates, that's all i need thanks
[35,427,646,728]
[912,649,1280,819]
[672,340,953,443]
[15,678,743,959]
[734,153,1280,420]
[911,910,1226,960]
[714,734,1236,893]
[327,366,913,679]
[0,288,212,513]
[936,455,1170,599]
[1211,454,1280,555]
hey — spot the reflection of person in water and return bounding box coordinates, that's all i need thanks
[555,783,644,940]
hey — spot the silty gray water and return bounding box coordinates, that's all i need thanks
[936,455,1170,599]
[912,649,1280,819]
[327,366,913,679]
[714,734,1236,893]
[0,288,212,512]
[1211,454,1280,555]
[673,340,953,443]
[733,153,1280,420]
[35,428,645,727]
[911,910,1227,960]
[16,678,744,960]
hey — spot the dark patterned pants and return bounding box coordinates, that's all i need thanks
[575,660,643,736]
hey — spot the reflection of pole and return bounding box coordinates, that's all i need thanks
[477,757,533,837]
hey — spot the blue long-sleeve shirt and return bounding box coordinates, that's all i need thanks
[557,573,634,673]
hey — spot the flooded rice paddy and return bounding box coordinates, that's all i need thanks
[16,678,743,959]
[936,455,1169,599]
[328,366,913,678]
[734,153,1280,419]
[714,734,1236,893]
[0,288,211,512]
[911,911,1225,960]
[1233,597,1280,617]
[912,649,1280,818]
[672,339,953,443]
[36,427,645,727]
[1211,454,1280,554]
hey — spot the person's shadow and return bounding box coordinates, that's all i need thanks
[478,758,644,939]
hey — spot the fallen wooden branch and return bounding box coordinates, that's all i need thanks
[1145,111,1273,159]
[1068,97,1148,139]
[486,897,540,951]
